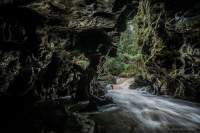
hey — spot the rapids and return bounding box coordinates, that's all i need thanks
[91,78,200,133]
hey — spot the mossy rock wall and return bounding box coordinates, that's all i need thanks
[0,0,138,102]
[136,0,200,101]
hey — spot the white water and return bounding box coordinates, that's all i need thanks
[105,80,200,133]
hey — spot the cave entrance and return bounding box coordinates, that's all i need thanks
[98,20,145,80]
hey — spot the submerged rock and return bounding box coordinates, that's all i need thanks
[129,76,152,90]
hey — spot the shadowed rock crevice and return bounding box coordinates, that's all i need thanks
[0,0,138,133]
[0,0,139,101]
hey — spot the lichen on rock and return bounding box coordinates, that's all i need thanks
[132,0,200,102]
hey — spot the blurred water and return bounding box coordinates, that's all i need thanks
[105,81,200,133]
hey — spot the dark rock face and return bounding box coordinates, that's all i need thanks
[139,0,200,102]
[129,76,152,90]
[0,0,137,132]
[0,0,138,101]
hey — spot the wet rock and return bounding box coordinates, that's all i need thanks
[68,101,90,112]
[129,76,152,90]
[32,101,95,133]
[89,109,137,133]
[87,95,113,111]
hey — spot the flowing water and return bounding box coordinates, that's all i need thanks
[91,79,200,133]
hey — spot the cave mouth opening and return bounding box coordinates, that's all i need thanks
[99,0,200,103]
[0,0,200,133]
[98,1,149,81]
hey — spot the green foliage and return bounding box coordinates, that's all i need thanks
[99,22,145,77]
[99,0,164,79]
[72,53,89,70]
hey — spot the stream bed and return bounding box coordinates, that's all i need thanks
[89,81,200,133]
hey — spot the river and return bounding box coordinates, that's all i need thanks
[89,79,200,133]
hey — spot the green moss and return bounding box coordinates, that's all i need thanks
[72,53,89,70]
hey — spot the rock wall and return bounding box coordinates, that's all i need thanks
[0,1,139,132]
[0,0,138,102]
[137,0,200,102]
